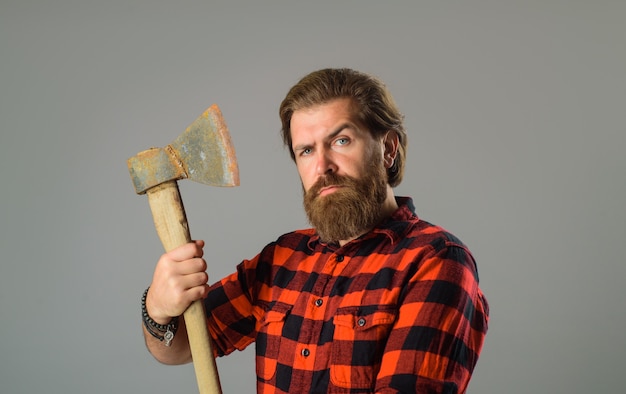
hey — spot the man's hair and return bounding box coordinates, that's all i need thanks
[279,68,407,187]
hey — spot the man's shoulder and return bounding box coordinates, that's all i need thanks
[386,216,474,265]
[410,220,465,243]
[267,228,317,251]
[277,227,316,239]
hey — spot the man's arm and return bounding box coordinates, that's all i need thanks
[142,240,211,365]
[142,290,192,364]
[375,244,489,393]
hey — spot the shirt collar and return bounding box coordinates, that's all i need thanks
[306,196,419,250]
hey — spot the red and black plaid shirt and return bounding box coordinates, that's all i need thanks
[205,197,489,393]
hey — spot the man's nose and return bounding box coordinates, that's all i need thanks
[316,150,338,175]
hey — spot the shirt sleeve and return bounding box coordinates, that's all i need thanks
[374,243,489,393]
[204,251,268,357]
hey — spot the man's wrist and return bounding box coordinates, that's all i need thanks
[143,287,172,325]
[141,287,179,346]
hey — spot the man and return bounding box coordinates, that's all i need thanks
[141,68,489,393]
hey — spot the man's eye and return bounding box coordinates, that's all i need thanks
[335,138,349,146]
[300,148,312,156]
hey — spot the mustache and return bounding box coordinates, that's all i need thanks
[307,173,356,196]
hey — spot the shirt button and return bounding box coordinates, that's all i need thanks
[357,318,366,327]
[335,255,344,262]
[315,299,323,307]
[301,348,310,357]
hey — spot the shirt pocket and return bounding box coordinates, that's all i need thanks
[255,302,292,381]
[330,306,398,390]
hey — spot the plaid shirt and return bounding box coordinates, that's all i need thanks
[205,197,489,393]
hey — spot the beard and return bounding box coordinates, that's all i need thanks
[303,154,389,244]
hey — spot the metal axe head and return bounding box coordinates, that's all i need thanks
[127,104,239,194]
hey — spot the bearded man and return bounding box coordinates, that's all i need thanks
[141,68,489,393]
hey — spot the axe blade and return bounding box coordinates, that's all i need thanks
[127,104,240,195]
[172,104,240,188]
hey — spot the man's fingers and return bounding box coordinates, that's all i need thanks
[185,283,211,302]
[194,239,205,252]
[149,240,208,318]
[173,257,207,275]
[166,240,205,262]
[179,271,209,289]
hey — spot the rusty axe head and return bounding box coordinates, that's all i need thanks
[127,104,239,194]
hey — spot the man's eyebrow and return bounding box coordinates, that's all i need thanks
[293,123,353,151]
[326,123,351,141]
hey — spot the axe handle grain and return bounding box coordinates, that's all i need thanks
[147,181,222,394]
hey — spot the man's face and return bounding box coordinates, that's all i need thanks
[290,98,389,244]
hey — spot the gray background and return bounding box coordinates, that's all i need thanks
[1,1,624,393]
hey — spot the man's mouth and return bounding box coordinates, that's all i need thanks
[318,185,344,196]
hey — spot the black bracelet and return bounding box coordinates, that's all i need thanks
[141,287,179,346]
[143,317,165,340]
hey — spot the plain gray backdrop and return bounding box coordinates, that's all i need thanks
[1,1,624,393]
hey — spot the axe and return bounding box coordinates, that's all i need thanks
[127,104,239,394]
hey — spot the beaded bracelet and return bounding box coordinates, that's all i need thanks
[141,287,179,346]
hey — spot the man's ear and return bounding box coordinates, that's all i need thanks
[383,131,399,169]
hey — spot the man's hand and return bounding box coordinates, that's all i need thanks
[146,240,210,325]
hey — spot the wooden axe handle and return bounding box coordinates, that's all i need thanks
[147,181,222,394]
